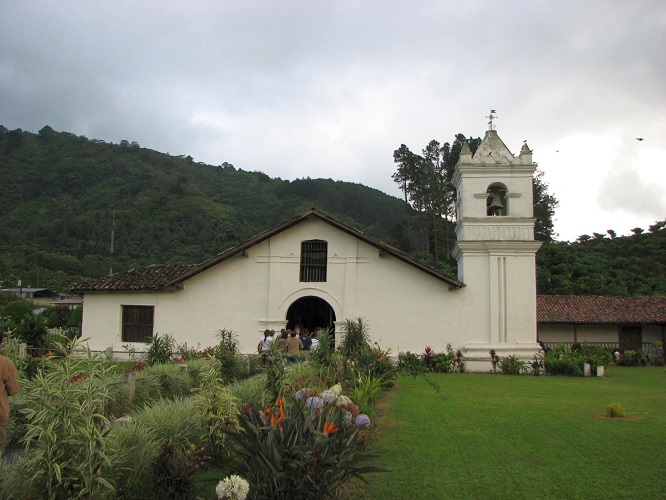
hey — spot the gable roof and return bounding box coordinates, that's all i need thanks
[69,209,464,292]
[69,264,196,292]
[537,295,666,324]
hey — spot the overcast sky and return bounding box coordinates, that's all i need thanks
[1,1,664,241]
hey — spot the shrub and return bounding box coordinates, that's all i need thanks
[193,364,240,461]
[339,317,370,359]
[141,362,193,399]
[309,327,335,367]
[145,333,176,365]
[16,341,114,499]
[153,442,207,499]
[133,397,203,454]
[422,346,436,370]
[351,373,384,412]
[616,350,649,367]
[543,346,584,376]
[355,343,397,389]
[227,374,270,408]
[605,402,625,418]
[230,394,384,499]
[498,355,526,375]
[397,351,424,375]
[106,420,160,499]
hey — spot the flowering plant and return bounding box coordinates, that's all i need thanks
[231,392,384,498]
[216,475,250,499]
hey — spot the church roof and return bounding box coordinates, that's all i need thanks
[460,129,533,166]
[537,295,666,324]
[69,209,464,292]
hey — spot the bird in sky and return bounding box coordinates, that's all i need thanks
[636,137,644,141]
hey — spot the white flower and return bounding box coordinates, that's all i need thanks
[320,389,337,403]
[216,475,250,500]
[335,395,352,407]
[330,383,343,396]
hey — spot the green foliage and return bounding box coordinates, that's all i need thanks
[227,374,269,408]
[339,317,371,359]
[14,313,48,351]
[537,224,666,296]
[351,373,384,411]
[144,333,175,366]
[231,395,383,499]
[543,345,584,376]
[1,300,33,323]
[309,326,335,367]
[605,402,625,418]
[193,363,240,460]
[397,351,425,376]
[105,421,160,499]
[14,341,114,499]
[616,349,650,367]
[353,343,397,389]
[0,126,408,291]
[133,397,202,454]
[498,355,527,375]
[141,362,193,399]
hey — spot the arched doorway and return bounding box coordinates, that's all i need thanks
[286,296,336,338]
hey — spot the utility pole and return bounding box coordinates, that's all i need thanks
[109,211,116,276]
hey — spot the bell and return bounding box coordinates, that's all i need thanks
[487,193,504,215]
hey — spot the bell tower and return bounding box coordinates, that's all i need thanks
[452,128,542,369]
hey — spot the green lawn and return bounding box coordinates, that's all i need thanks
[356,367,666,499]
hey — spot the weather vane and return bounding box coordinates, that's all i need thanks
[486,108,497,130]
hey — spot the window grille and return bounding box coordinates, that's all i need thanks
[300,240,327,282]
[121,305,154,343]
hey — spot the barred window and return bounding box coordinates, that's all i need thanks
[122,305,154,343]
[300,240,327,282]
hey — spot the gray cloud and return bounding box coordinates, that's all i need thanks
[1,0,665,240]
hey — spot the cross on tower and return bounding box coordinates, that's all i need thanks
[486,108,497,130]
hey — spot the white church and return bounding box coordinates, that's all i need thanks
[72,128,546,370]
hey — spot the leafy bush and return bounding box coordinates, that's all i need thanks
[13,341,114,499]
[227,374,270,408]
[605,402,625,418]
[339,317,370,359]
[145,333,175,365]
[351,373,384,411]
[192,364,240,460]
[432,344,465,374]
[498,355,526,375]
[231,394,383,499]
[354,343,397,389]
[133,397,203,454]
[616,350,650,367]
[141,362,193,399]
[309,327,335,367]
[397,351,424,375]
[543,345,584,376]
[106,420,160,499]
[153,442,207,499]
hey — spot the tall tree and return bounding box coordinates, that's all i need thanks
[533,168,559,242]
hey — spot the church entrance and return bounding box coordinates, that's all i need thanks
[286,296,336,338]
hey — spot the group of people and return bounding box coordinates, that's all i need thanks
[258,326,322,366]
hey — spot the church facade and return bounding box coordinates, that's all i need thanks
[72,129,543,370]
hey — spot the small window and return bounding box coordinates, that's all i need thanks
[300,240,327,282]
[122,305,154,343]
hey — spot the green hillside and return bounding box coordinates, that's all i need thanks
[1,125,664,296]
[0,126,408,290]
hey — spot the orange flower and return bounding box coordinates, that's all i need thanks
[45,351,52,357]
[322,421,338,435]
[264,407,272,415]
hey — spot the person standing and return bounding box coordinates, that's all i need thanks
[298,327,312,351]
[0,334,20,455]
[257,329,274,367]
[286,329,304,363]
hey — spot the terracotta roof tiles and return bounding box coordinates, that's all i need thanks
[537,295,666,324]
[69,264,195,292]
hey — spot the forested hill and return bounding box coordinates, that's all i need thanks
[1,125,664,296]
[0,126,408,290]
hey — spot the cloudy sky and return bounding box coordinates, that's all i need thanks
[1,1,664,241]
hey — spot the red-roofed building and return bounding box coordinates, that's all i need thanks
[537,295,666,350]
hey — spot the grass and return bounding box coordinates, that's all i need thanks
[355,367,666,499]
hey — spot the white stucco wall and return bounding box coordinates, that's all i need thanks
[81,217,466,356]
